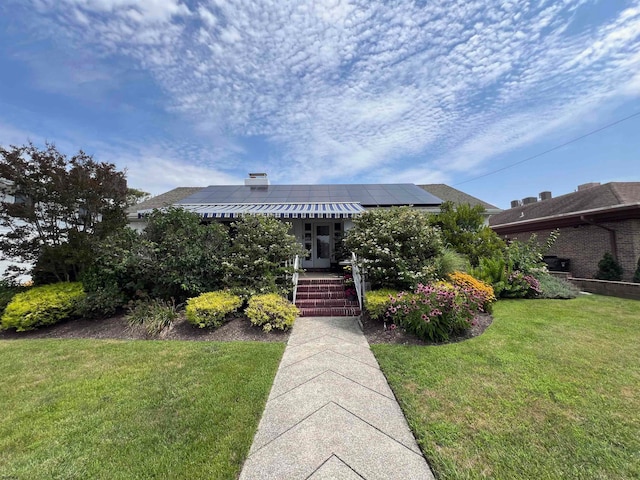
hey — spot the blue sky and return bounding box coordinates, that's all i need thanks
[0,0,639,209]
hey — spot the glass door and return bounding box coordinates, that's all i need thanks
[314,224,331,269]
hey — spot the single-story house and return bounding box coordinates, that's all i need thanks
[489,182,640,282]
[128,174,445,270]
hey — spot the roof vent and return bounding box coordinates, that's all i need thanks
[577,182,600,191]
[244,173,269,187]
[539,191,552,201]
[510,200,521,208]
[522,196,538,205]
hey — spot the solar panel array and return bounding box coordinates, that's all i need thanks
[177,184,442,206]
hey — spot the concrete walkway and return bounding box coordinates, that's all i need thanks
[239,316,434,480]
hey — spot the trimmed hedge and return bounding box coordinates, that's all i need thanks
[364,289,399,320]
[1,282,85,331]
[185,291,242,328]
[246,294,298,332]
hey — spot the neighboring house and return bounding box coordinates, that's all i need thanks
[489,182,640,282]
[418,184,502,223]
[128,174,443,270]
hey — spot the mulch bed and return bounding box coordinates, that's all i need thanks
[0,311,492,345]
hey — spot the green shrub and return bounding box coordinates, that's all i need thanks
[77,283,126,318]
[126,298,179,337]
[633,257,640,283]
[185,291,242,328]
[1,282,85,331]
[246,294,298,332]
[386,282,483,342]
[0,280,26,316]
[595,252,623,281]
[365,289,399,320]
[537,274,579,299]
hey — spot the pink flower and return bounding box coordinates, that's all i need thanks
[390,324,397,330]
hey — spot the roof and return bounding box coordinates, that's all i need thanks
[126,187,204,215]
[418,184,499,211]
[177,184,442,207]
[489,182,640,231]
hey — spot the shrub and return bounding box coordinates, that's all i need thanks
[385,282,484,342]
[246,294,298,332]
[595,252,623,281]
[126,298,179,337]
[502,271,541,298]
[0,280,25,316]
[448,271,496,312]
[365,289,399,320]
[1,282,85,331]
[345,206,444,289]
[185,291,242,328]
[435,248,470,278]
[537,274,579,299]
[633,257,640,283]
[469,256,509,297]
[76,283,126,318]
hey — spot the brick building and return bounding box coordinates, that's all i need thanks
[489,182,640,282]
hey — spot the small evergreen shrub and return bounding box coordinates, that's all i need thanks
[77,283,126,318]
[126,298,179,337]
[0,280,26,316]
[633,257,640,283]
[185,291,242,328]
[1,282,85,331]
[385,282,484,342]
[448,271,496,312]
[537,274,579,299]
[365,289,399,320]
[595,252,623,281]
[246,294,298,332]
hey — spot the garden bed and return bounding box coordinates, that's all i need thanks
[361,311,493,345]
[0,313,290,342]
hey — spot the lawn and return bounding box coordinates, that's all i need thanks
[0,339,285,480]
[373,295,640,479]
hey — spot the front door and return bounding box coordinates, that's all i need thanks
[301,222,332,269]
[314,224,331,269]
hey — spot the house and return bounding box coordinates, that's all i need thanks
[128,174,444,270]
[418,184,502,224]
[489,182,640,282]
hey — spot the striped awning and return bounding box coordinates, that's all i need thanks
[137,202,365,219]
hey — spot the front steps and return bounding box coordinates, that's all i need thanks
[295,278,361,317]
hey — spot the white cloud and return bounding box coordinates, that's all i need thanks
[9,0,640,188]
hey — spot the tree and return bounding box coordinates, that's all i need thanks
[430,201,505,266]
[345,206,444,289]
[0,142,129,282]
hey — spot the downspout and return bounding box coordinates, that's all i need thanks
[580,215,618,260]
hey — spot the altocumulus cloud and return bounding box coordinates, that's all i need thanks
[18,0,640,184]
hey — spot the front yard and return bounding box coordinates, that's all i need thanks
[0,340,284,480]
[373,295,640,479]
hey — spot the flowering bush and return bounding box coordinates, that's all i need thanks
[246,294,298,332]
[448,271,496,312]
[344,206,444,289]
[365,289,399,320]
[385,282,485,342]
[502,271,542,298]
[185,291,242,328]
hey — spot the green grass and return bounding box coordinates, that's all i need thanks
[372,295,640,479]
[0,340,285,479]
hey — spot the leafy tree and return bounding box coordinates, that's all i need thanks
[431,201,505,266]
[345,206,444,289]
[224,215,306,296]
[595,252,623,281]
[0,142,130,282]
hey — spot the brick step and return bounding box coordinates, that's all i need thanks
[297,284,345,293]
[298,306,361,317]
[297,278,344,285]
[295,291,350,300]
[295,298,360,308]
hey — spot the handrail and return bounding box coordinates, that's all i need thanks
[351,252,364,311]
[292,255,300,304]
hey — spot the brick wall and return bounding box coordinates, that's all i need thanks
[503,219,640,282]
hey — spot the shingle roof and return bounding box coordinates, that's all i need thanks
[489,182,640,226]
[418,184,499,210]
[126,187,203,216]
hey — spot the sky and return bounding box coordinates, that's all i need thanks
[0,0,639,210]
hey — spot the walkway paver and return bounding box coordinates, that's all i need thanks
[239,316,435,480]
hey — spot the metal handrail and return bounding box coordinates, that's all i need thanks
[292,255,300,304]
[351,252,364,311]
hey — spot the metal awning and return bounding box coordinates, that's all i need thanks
[137,202,365,219]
